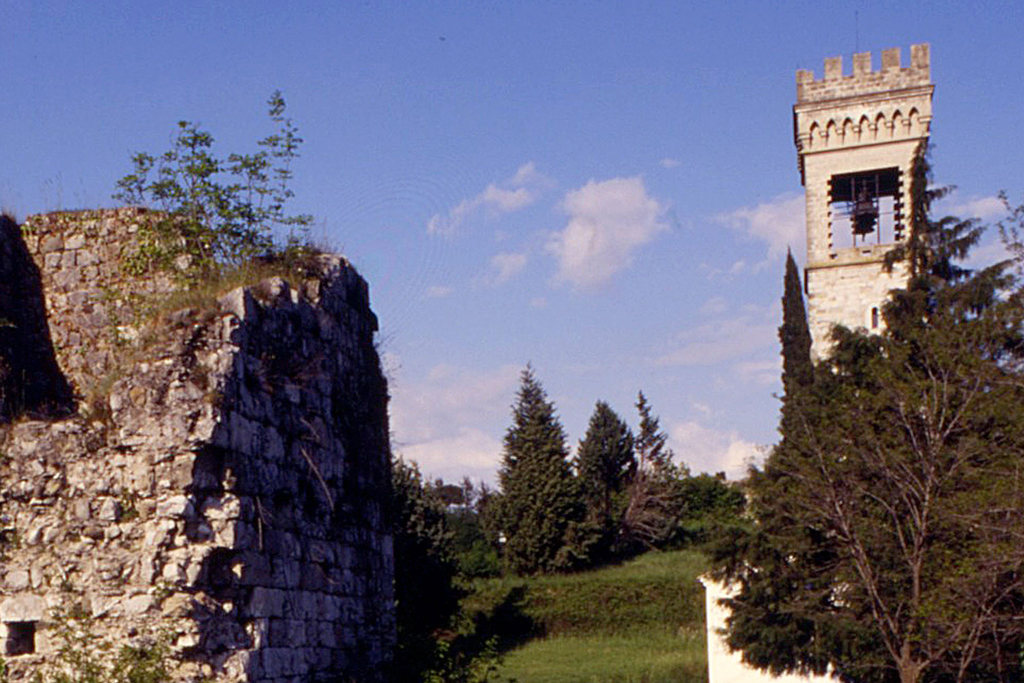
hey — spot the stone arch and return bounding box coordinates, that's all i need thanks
[891,109,904,138]
[842,118,855,144]
[808,121,820,149]
[908,107,920,135]
[875,111,889,139]
[826,119,838,148]
[859,114,872,142]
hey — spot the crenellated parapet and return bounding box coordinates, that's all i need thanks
[794,44,933,165]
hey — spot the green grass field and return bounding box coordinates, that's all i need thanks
[464,550,709,683]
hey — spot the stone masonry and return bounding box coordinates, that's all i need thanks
[793,44,932,356]
[0,210,395,682]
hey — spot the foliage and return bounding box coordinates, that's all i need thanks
[424,636,507,683]
[113,91,312,278]
[491,365,584,574]
[33,604,170,683]
[448,505,502,579]
[670,472,745,546]
[715,146,1024,683]
[620,392,682,550]
[575,400,635,544]
[390,458,463,681]
[780,248,813,393]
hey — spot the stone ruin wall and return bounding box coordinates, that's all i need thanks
[0,209,395,682]
[17,208,181,395]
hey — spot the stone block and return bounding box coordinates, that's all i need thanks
[157,495,193,518]
[300,562,326,591]
[40,235,63,253]
[98,497,121,522]
[260,647,295,678]
[4,570,30,591]
[0,595,45,621]
[124,593,154,616]
[247,587,285,618]
[272,557,301,590]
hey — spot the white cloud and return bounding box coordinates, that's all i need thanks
[398,427,504,484]
[699,297,729,315]
[733,358,780,386]
[388,363,521,484]
[487,251,528,285]
[547,176,669,289]
[427,162,548,237]
[718,192,805,262]
[943,194,1005,221]
[655,313,776,367]
[424,285,453,299]
[660,157,681,169]
[936,193,1013,270]
[669,420,764,479]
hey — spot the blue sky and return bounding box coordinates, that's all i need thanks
[3,1,1023,483]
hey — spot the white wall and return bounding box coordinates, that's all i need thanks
[700,577,835,683]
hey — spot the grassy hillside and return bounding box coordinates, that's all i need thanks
[461,550,708,683]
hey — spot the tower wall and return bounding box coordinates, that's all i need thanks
[794,44,932,356]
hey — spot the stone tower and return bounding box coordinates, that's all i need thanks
[794,44,933,357]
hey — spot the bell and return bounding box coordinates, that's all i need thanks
[852,189,878,236]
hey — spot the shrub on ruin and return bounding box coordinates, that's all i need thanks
[113,91,313,280]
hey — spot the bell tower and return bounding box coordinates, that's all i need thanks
[794,44,933,357]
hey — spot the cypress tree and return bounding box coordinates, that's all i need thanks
[495,365,582,574]
[779,248,813,393]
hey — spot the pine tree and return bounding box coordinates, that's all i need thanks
[575,401,635,531]
[494,365,583,574]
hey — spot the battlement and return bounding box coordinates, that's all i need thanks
[797,44,931,104]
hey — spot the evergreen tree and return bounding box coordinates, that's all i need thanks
[575,400,635,529]
[634,391,678,477]
[779,248,813,392]
[494,365,583,574]
[621,392,681,548]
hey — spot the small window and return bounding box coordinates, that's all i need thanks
[5,621,36,655]
[871,307,880,329]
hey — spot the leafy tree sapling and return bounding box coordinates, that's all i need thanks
[113,91,312,278]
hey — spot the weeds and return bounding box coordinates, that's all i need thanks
[33,603,171,683]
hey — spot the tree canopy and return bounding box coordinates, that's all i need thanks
[714,148,1024,683]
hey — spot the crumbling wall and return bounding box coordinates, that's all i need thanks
[17,208,178,395]
[0,211,394,682]
[0,214,72,419]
